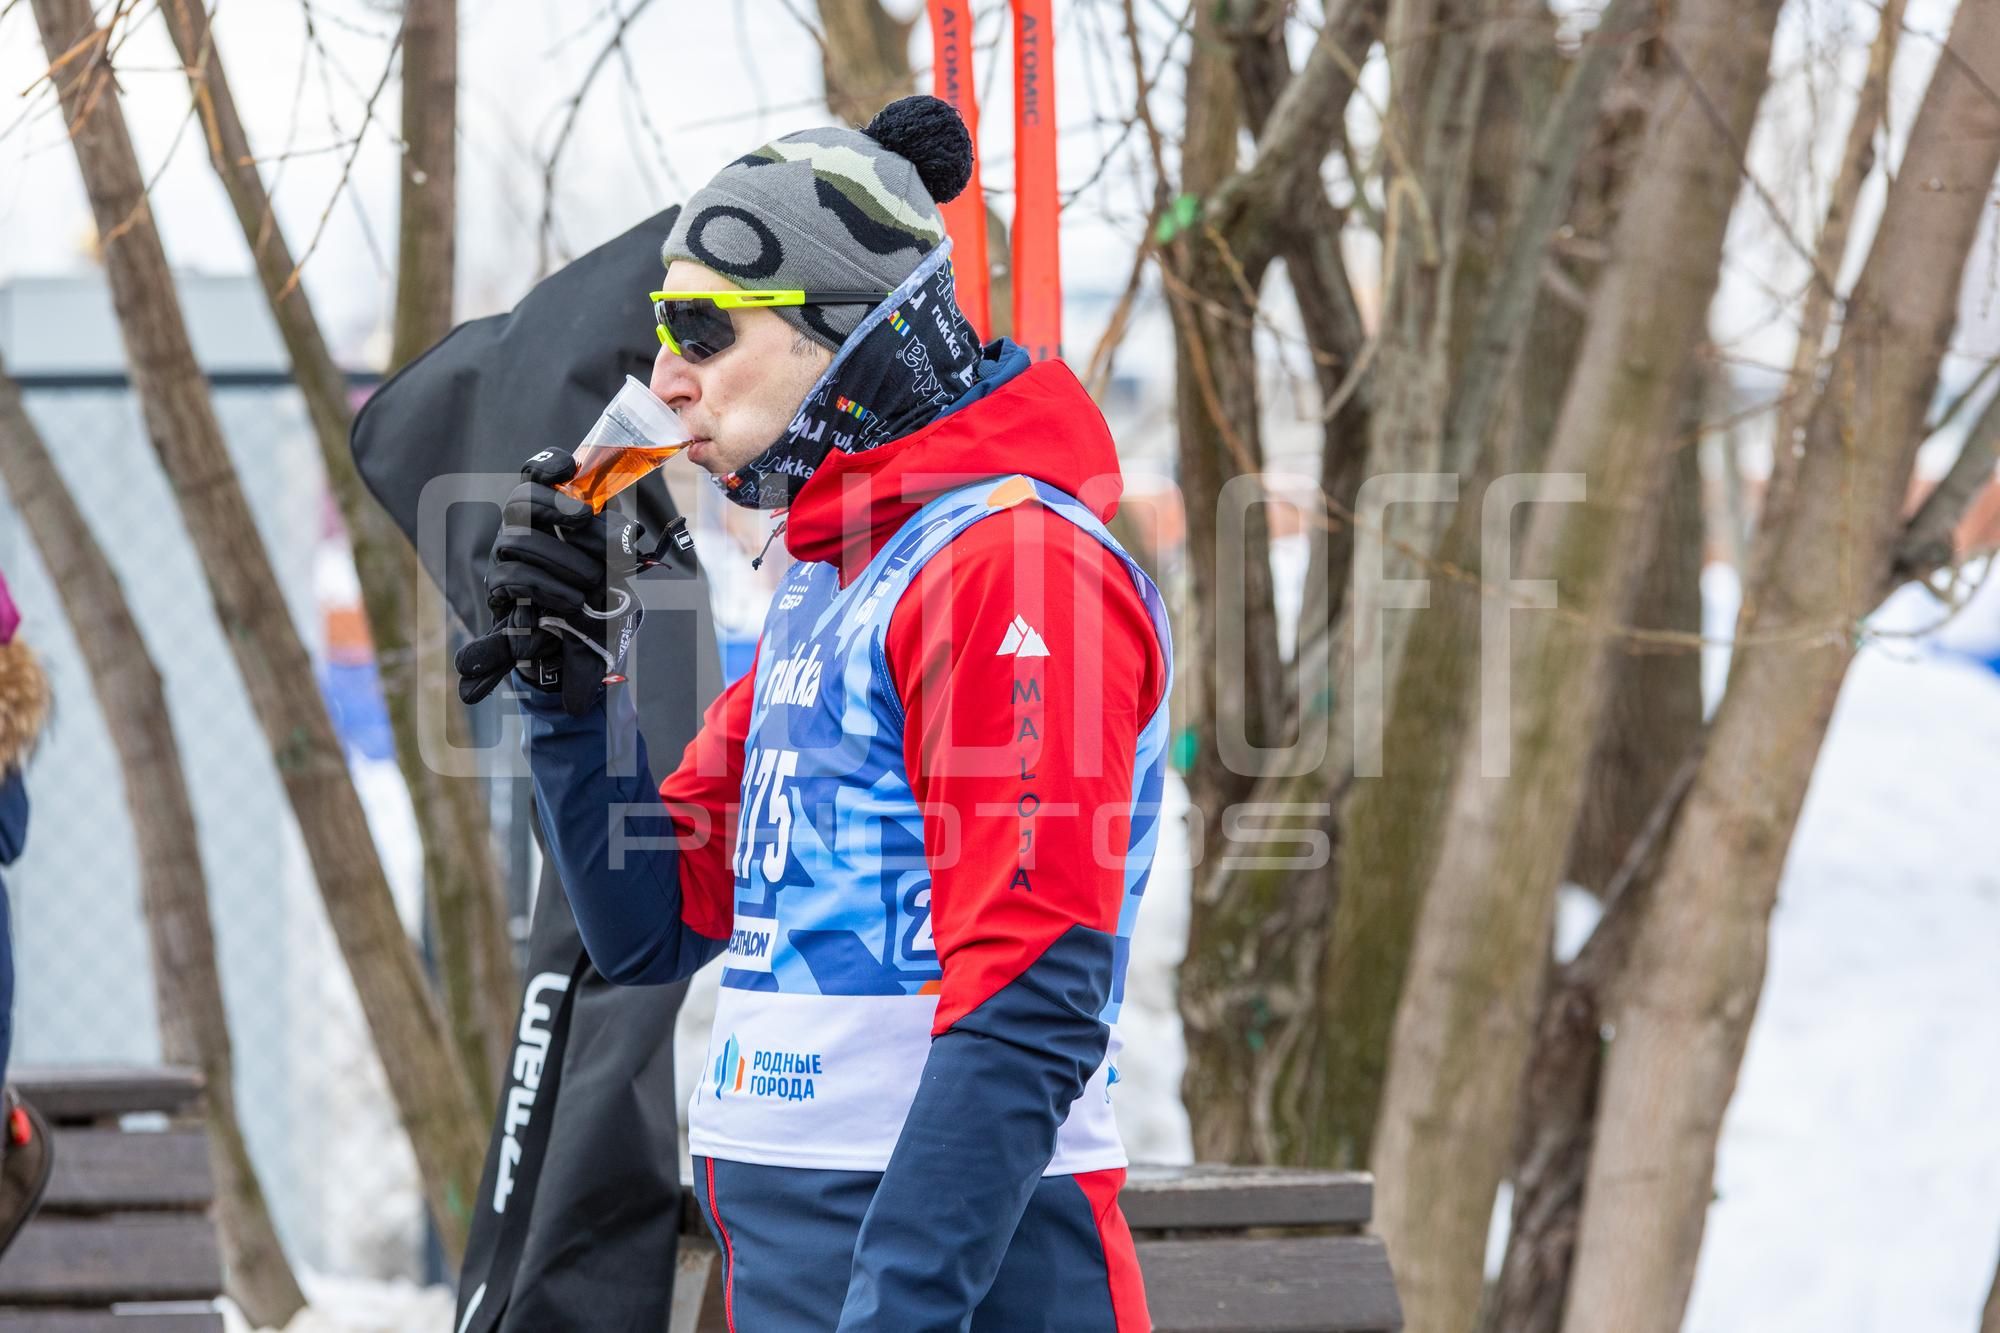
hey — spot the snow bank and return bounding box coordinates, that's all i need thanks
[1684,608,2000,1331]
[221,1273,453,1333]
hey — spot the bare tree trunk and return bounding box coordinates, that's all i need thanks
[1162,0,1285,847]
[1983,1248,2000,1333]
[1351,0,1489,693]
[392,0,456,369]
[1485,386,1704,1333]
[1564,382,1707,893]
[1316,0,1630,1171]
[0,364,307,1327]
[1441,0,1647,481]
[1755,0,1906,591]
[32,0,485,1261]
[163,0,517,1104]
[1178,0,1606,1169]
[1368,1,1785,1326]
[1368,31,1664,1320]
[1562,7,2000,1329]
[387,0,519,1106]
[1176,5,1380,1168]
[1177,271,1367,1165]
[1483,741,1699,1333]
[1170,0,1383,1164]
[816,0,914,126]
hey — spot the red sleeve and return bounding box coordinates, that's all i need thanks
[656,645,756,941]
[887,504,1167,1035]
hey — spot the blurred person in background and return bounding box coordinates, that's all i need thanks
[0,567,52,1251]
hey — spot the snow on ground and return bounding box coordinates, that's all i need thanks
[220,1273,453,1333]
[1682,585,2000,1333]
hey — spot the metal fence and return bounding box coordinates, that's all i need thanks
[0,374,465,1279]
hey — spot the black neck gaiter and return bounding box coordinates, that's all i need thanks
[714,242,984,510]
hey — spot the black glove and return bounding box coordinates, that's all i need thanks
[454,449,655,715]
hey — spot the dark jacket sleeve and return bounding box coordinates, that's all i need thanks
[0,770,28,866]
[520,684,730,985]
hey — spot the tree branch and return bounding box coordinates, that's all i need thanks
[1208,0,1385,246]
[282,19,400,300]
[1762,0,1907,571]
[1567,740,1705,990]
[537,0,660,275]
[1889,386,2000,591]
[813,0,915,126]
[1984,1238,2000,1333]
[1441,0,1653,476]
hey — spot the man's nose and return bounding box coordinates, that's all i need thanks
[650,342,699,412]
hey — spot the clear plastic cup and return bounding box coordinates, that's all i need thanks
[556,376,693,513]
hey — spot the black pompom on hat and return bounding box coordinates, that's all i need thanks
[863,95,975,205]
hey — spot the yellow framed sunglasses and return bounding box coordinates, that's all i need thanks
[648,289,888,363]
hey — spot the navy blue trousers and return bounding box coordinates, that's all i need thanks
[694,1155,1146,1331]
[0,877,11,1083]
[0,768,25,1086]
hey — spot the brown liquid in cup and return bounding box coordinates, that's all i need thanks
[556,441,688,513]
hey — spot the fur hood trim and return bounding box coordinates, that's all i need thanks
[0,638,51,774]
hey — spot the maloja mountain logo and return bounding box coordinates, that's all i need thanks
[997,614,1050,658]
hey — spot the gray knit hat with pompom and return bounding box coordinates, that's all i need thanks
[660,95,975,350]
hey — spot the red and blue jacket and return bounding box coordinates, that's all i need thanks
[523,343,1170,1330]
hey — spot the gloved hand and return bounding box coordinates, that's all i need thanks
[455,449,652,715]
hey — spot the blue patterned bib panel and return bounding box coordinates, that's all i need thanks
[687,475,1173,1173]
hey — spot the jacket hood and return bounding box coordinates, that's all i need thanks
[0,639,50,776]
[783,354,1124,582]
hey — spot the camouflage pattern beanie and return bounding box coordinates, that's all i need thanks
[661,95,976,350]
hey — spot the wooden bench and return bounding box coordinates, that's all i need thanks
[670,1164,1403,1332]
[0,1067,222,1333]
[0,1070,1404,1332]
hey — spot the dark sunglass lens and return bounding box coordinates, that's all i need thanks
[659,300,735,364]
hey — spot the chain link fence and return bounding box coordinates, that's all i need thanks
[0,372,456,1279]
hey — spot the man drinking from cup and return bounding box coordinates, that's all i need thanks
[458,95,1169,1332]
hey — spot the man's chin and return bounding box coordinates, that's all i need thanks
[689,438,773,477]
